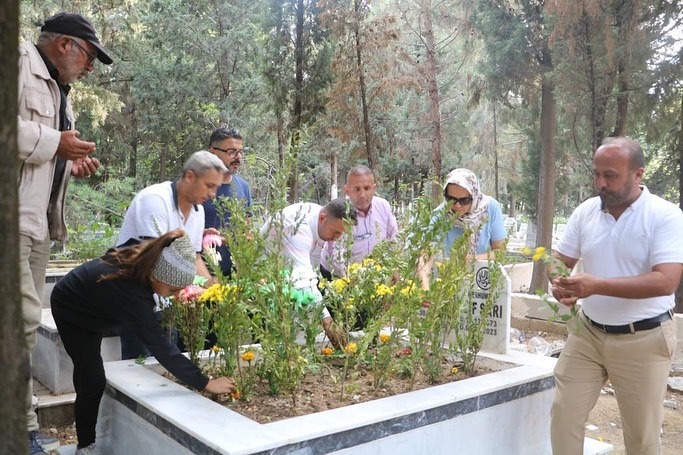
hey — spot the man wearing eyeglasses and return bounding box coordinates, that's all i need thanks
[17,11,113,455]
[321,165,398,279]
[204,127,252,277]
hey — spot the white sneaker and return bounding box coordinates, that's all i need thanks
[75,443,102,455]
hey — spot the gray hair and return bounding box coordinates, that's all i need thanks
[347,165,374,180]
[36,31,63,46]
[182,150,228,177]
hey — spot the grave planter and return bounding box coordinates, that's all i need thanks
[96,351,556,455]
[93,262,557,454]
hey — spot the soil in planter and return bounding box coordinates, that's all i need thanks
[164,354,513,424]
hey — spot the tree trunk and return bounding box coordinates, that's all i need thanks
[353,0,377,174]
[0,1,29,453]
[128,103,138,178]
[276,111,286,168]
[529,48,557,294]
[330,151,338,199]
[493,103,499,200]
[675,94,683,313]
[420,0,442,200]
[159,146,168,182]
[287,0,305,203]
[611,0,636,138]
[507,182,516,218]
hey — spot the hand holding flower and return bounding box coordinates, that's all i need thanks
[551,273,598,306]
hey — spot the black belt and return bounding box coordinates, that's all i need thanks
[585,310,672,334]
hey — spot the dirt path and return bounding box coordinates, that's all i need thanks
[585,387,683,454]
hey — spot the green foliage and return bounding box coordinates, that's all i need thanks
[53,178,134,260]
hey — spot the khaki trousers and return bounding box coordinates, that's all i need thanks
[20,234,50,432]
[551,312,676,455]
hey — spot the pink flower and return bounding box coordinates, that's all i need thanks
[202,234,223,250]
[179,285,204,301]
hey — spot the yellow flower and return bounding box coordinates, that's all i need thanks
[344,303,356,311]
[348,263,362,275]
[200,283,233,303]
[331,278,350,294]
[522,247,533,255]
[375,283,394,297]
[322,347,334,356]
[241,351,255,362]
[361,258,376,268]
[400,280,415,296]
[345,342,358,354]
[451,366,459,375]
[532,246,547,262]
[211,345,220,353]
[379,333,390,343]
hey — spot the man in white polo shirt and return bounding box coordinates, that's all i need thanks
[116,150,227,358]
[549,137,683,454]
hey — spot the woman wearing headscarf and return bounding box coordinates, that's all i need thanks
[418,168,507,291]
[51,228,235,455]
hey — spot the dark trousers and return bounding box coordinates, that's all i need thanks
[51,306,105,448]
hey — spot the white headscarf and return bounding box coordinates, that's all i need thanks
[439,168,492,253]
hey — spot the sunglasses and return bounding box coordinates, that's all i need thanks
[445,195,473,206]
[354,232,372,241]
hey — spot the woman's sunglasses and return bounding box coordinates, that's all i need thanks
[445,195,473,206]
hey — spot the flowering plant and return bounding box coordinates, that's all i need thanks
[169,284,211,366]
[202,233,223,270]
[523,246,579,323]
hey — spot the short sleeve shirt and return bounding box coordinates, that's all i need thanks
[556,187,683,325]
[116,181,204,252]
[442,199,507,257]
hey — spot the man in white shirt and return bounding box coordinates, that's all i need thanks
[117,150,227,358]
[549,137,683,454]
[261,198,357,347]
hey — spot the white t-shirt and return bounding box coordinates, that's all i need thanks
[260,202,325,306]
[556,186,683,325]
[117,181,204,253]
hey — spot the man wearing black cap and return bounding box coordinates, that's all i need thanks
[17,11,113,455]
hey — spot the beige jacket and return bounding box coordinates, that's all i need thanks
[17,41,73,243]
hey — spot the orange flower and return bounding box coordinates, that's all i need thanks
[241,351,255,362]
[379,333,390,343]
[322,347,334,356]
[231,390,241,400]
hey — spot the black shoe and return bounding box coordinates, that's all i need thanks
[28,431,49,455]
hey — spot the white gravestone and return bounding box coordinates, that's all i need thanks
[450,261,511,355]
